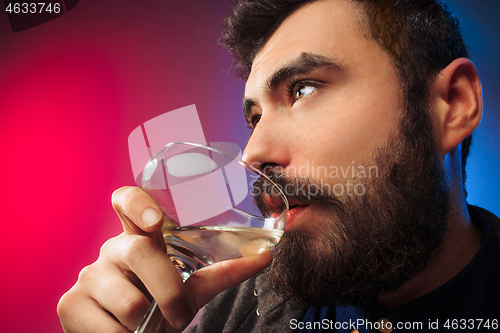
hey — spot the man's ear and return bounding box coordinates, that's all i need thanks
[431,58,483,155]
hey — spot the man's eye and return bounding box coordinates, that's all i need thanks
[290,83,319,102]
[249,115,261,129]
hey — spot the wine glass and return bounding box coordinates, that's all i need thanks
[134,142,288,333]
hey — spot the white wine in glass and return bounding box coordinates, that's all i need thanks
[134,142,288,333]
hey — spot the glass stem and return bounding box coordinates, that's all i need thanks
[134,247,206,333]
[134,300,164,333]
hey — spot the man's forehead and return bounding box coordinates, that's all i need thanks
[245,0,365,92]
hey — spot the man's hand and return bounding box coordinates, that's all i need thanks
[57,186,273,333]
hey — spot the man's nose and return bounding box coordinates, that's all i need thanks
[242,113,291,173]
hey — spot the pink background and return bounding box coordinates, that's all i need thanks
[0,1,498,332]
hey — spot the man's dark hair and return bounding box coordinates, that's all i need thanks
[219,0,472,193]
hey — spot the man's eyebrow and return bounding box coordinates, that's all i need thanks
[267,52,343,91]
[243,52,344,122]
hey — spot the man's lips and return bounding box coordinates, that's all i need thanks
[265,196,310,230]
[285,202,310,230]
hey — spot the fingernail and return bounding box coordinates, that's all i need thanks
[174,312,191,330]
[141,208,161,227]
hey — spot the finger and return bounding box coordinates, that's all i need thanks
[186,250,273,310]
[84,261,151,331]
[112,186,164,234]
[58,287,131,333]
[104,234,193,330]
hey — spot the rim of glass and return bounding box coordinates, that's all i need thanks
[159,142,290,221]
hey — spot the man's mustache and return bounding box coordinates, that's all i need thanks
[251,171,343,217]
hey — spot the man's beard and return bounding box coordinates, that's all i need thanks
[254,120,450,307]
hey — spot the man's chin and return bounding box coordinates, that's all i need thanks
[267,194,447,307]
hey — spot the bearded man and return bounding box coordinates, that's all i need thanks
[58,0,500,332]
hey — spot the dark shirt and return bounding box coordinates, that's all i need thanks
[300,206,500,332]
